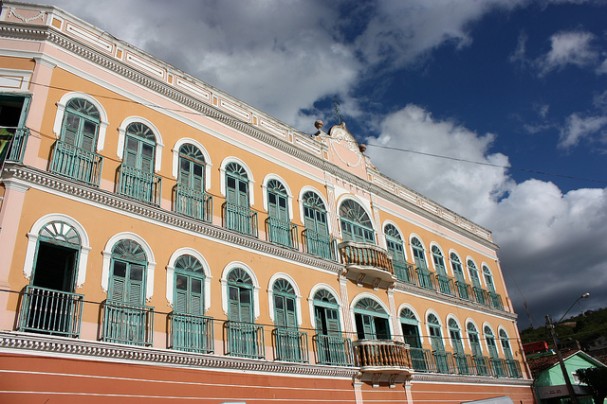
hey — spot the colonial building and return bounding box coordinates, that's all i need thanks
[0,2,534,403]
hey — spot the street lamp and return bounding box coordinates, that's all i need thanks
[545,292,590,404]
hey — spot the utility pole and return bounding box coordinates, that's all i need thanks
[545,314,579,404]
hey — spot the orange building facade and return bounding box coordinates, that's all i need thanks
[0,2,534,403]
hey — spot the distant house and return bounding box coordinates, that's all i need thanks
[527,348,606,403]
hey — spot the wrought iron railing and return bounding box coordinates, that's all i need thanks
[301,228,334,260]
[452,353,471,375]
[168,312,214,354]
[408,347,431,372]
[266,217,298,249]
[313,334,354,366]
[222,202,258,237]
[393,261,415,284]
[272,328,308,363]
[174,184,213,222]
[432,350,450,373]
[503,358,522,378]
[435,274,455,296]
[472,355,490,376]
[17,286,84,338]
[224,321,265,359]
[472,286,486,305]
[339,241,393,274]
[0,126,29,164]
[101,300,154,346]
[455,281,471,300]
[117,166,162,205]
[416,267,434,290]
[49,140,103,186]
[353,339,411,369]
[488,291,504,310]
[490,356,505,377]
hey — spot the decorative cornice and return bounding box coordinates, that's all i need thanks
[0,16,498,249]
[0,331,358,378]
[3,165,343,274]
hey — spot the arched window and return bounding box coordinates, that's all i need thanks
[273,279,302,362]
[427,314,448,373]
[450,253,469,300]
[226,267,259,358]
[385,225,410,283]
[175,144,208,221]
[448,318,469,375]
[354,298,390,340]
[302,191,331,259]
[170,254,210,353]
[468,322,488,375]
[225,162,254,236]
[313,289,349,366]
[483,265,503,310]
[500,329,520,378]
[432,246,452,295]
[401,308,425,371]
[51,98,102,184]
[104,239,149,346]
[267,180,292,247]
[468,260,485,304]
[20,221,82,337]
[118,122,159,204]
[339,199,374,243]
[412,238,432,289]
[485,326,504,376]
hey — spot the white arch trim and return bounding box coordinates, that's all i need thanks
[307,283,343,332]
[171,138,213,191]
[465,318,484,354]
[350,292,394,340]
[166,247,212,311]
[298,186,333,233]
[267,273,303,326]
[53,92,109,152]
[220,262,260,320]
[445,314,463,350]
[24,214,91,288]
[335,194,377,239]
[219,157,256,206]
[117,117,164,172]
[101,232,156,301]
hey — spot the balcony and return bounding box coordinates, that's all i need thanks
[313,334,354,366]
[116,166,162,206]
[272,327,308,363]
[49,140,103,186]
[488,291,504,310]
[393,260,415,284]
[101,300,154,346]
[416,267,434,290]
[222,202,258,237]
[224,321,265,359]
[17,286,84,338]
[302,228,335,260]
[168,312,214,354]
[472,286,486,305]
[353,339,413,386]
[0,126,29,165]
[455,280,472,301]
[173,184,213,222]
[266,217,298,249]
[435,274,455,296]
[339,241,395,289]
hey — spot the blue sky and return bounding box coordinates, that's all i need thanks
[28,0,607,329]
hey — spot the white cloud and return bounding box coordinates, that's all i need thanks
[366,105,607,326]
[537,31,598,75]
[559,113,607,148]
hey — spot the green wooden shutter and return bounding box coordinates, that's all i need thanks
[174,274,188,313]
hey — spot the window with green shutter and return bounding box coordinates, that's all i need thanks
[273,279,302,362]
[428,314,448,373]
[225,162,252,235]
[412,238,432,289]
[401,308,425,371]
[339,199,374,243]
[449,318,468,374]
[118,123,158,203]
[468,260,485,304]
[451,253,469,300]
[267,180,291,246]
[385,224,409,282]
[302,191,331,259]
[108,239,147,305]
[432,245,452,294]
[226,267,259,358]
[175,144,208,220]
[173,254,205,315]
[313,289,349,366]
[354,298,390,340]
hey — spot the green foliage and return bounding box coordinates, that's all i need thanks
[576,367,607,404]
[520,307,607,350]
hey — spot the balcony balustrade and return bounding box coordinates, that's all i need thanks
[17,286,84,338]
[339,241,395,289]
[0,126,29,164]
[49,140,103,186]
[174,184,213,222]
[472,286,486,305]
[302,229,335,260]
[168,312,214,354]
[117,166,162,206]
[435,274,455,296]
[266,217,298,249]
[416,267,434,290]
[455,281,472,301]
[503,358,522,378]
[101,300,154,346]
[224,321,265,359]
[313,334,354,366]
[222,202,258,237]
[272,328,308,363]
[353,339,412,370]
[488,291,504,311]
[393,260,415,284]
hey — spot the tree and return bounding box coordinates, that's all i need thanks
[577,367,607,404]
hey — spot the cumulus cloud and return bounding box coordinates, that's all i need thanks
[366,105,607,327]
[559,113,607,148]
[537,31,599,75]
